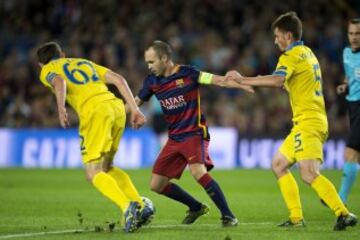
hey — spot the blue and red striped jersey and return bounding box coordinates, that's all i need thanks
[138,65,209,141]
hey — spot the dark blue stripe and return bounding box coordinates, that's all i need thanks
[156,83,197,99]
[162,99,198,115]
[277,66,287,70]
[272,71,286,76]
[286,41,304,51]
[168,115,198,130]
[169,130,203,141]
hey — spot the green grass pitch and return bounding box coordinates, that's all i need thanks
[0,169,359,240]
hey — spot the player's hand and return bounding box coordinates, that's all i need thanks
[58,107,69,128]
[225,70,242,82]
[239,84,255,93]
[130,109,146,129]
[336,83,347,95]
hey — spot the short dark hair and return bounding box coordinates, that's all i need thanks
[147,40,172,59]
[349,18,360,25]
[271,11,302,40]
[37,41,62,64]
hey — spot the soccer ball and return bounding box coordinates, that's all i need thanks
[141,196,155,213]
[139,196,155,226]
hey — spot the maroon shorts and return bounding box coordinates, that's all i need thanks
[152,135,214,179]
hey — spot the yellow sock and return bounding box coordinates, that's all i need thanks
[92,172,130,213]
[311,175,349,216]
[108,167,144,208]
[278,173,303,222]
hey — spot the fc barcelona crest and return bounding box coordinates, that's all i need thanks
[176,79,185,88]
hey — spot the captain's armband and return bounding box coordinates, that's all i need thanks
[199,72,213,85]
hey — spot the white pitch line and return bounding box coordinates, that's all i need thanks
[0,222,274,239]
[0,229,89,239]
[144,222,274,229]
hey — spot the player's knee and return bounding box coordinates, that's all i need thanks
[189,169,205,180]
[189,163,207,180]
[85,167,102,183]
[150,181,163,193]
[299,169,318,184]
[300,173,316,184]
[85,171,95,183]
[271,158,287,177]
[344,147,359,163]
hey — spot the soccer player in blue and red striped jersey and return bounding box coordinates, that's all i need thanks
[135,40,253,227]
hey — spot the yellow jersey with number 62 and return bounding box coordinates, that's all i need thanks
[273,41,327,129]
[39,58,116,117]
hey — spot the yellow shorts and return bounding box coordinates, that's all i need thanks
[279,124,328,163]
[79,99,125,163]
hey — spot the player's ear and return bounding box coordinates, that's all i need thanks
[60,52,66,58]
[286,32,293,41]
[161,55,169,63]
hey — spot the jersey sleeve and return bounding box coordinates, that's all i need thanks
[39,63,60,89]
[138,76,154,102]
[92,62,111,81]
[273,53,296,81]
[184,65,201,84]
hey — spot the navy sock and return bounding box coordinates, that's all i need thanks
[161,183,202,211]
[198,173,235,218]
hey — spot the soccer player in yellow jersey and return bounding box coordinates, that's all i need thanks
[37,42,153,233]
[226,12,358,231]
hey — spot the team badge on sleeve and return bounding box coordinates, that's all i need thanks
[46,72,56,84]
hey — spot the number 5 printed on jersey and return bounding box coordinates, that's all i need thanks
[294,133,303,152]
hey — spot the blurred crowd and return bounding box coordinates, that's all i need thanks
[0,0,359,136]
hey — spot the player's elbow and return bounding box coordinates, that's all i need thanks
[105,71,126,86]
[53,76,66,88]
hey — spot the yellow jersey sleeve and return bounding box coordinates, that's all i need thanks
[93,63,111,81]
[39,62,62,89]
[273,54,297,81]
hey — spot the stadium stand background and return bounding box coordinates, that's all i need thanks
[1,0,360,137]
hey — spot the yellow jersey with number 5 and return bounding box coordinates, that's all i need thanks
[273,41,327,130]
[39,58,116,118]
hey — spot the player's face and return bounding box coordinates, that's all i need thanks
[144,48,167,76]
[274,27,290,52]
[348,23,360,50]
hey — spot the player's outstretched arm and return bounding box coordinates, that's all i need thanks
[226,70,285,88]
[199,72,255,93]
[104,71,146,129]
[124,96,144,114]
[52,75,69,128]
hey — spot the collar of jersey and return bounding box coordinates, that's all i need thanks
[48,57,60,64]
[286,41,304,51]
[352,47,360,53]
[158,64,181,81]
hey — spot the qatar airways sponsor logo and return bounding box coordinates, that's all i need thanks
[159,95,187,110]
